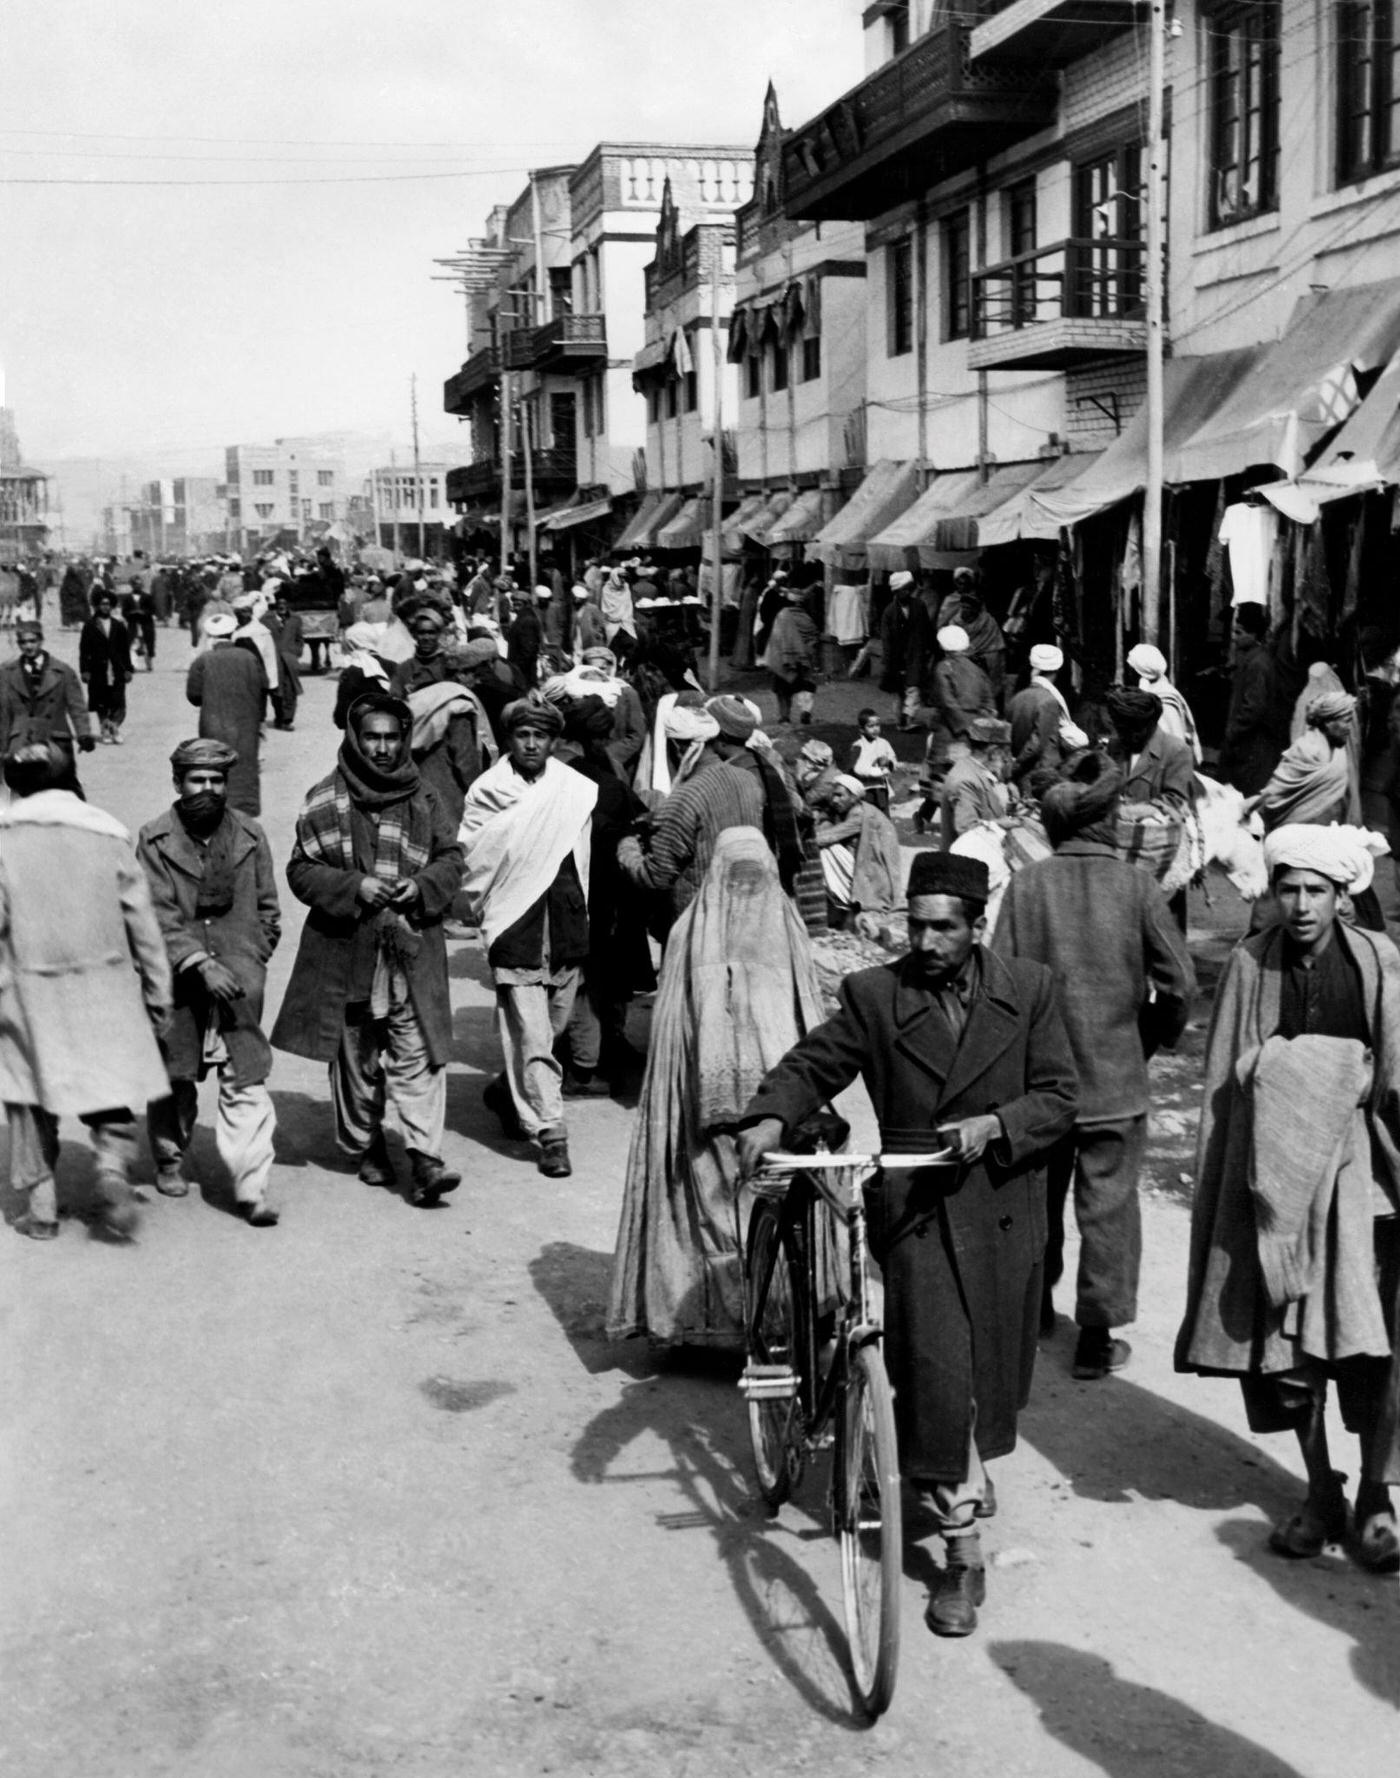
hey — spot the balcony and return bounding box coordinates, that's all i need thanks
[781,23,1057,221]
[968,238,1149,371]
[444,347,501,415]
[446,449,579,507]
[501,313,608,373]
[970,0,1139,68]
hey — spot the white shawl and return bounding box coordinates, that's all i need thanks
[458,756,597,951]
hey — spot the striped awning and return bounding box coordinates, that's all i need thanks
[541,495,614,533]
[615,489,684,552]
[656,495,711,549]
[765,486,833,546]
[809,459,921,568]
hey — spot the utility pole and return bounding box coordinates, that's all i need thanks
[1143,0,1166,647]
[410,373,425,561]
[708,264,724,694]
[522,396,538,593]
[390,447,402,565]
[500,369,513,578]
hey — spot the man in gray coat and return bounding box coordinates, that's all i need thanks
[993,752,1195,1378]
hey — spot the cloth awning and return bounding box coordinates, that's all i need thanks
[632,336,670,377]
[974,452,1105,547]
[541,495,614,533]
[720,491,769,550]
[866,470,985,572]
[742,489,795,547]
[1032,349,1263,531]
[615,489,684,553]
[920,461,1045,567]
[810,459,922,568]
[529,500,577,532]
[1302,351,1400,497]
[766,486,833,546]
[655,494,711,550]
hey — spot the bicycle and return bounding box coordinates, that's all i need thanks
[739,1140,953,1719]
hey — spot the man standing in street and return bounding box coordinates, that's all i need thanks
[138,740,282,1228]
[1220,601,1288,795]
[186,610,267,816]
[939,716,1013,847]
[1008,643,1078,791]
[263,591,305,731]
[390,597,481,829]
[0,742,171,1240]
[1177,824,1400,1573]
[272,694,463,1207]
[0,618,97,794]
[1104,686,1196,816]
[78,588,134,745]
[878,569,930,731]
[992,753,1196,1376]
[739,850,1078,1637]
[460,695,597,1179]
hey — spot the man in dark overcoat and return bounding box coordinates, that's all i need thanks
[739,850,1078,1638]
[138,739,281,1226]
[992,753,1195,1378]
[78,589,134,744]
[270,693,463,1207]
[0,619,97,794]
[186,612,267,815]
[1220,601,1288,795]
[262,592,305,731]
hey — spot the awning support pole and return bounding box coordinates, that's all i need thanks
[1143,0,1166,645]
[708,263,724,695]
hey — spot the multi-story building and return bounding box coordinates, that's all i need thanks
[442,142,751,564]
[224,440,345,551]
[368,461,453,557]
[0,403,49,563]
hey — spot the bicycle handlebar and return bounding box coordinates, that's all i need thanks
[758,1150,955,1171]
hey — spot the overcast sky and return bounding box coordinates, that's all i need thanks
[0,0,858,465]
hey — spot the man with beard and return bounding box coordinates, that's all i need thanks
[138,739,281,1227]
[0,619,97,794]
[271,695,464,1207]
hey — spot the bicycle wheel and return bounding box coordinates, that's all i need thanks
[838,1343,902,1718]
[744,1199,803,1508]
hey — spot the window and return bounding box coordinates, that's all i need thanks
[684,369,699,411]
[430,483,439,508]
[889,2,910,56]
[887,236,914,357]
[648,384,662,424]
[254,503,274,519]
[317,470,334,487]
[288,472,299,497]
[252,469,274,486]
[746,354,761,399]
[319,502,335,520]
[943,209,971,341]
[1006,178,1038,325]
[1073,147,1143,315]
[592,373,606,436]
[665,376,679,419]
[1209,3,1280,223]
[1338,1,1400,180]
[228,499,241,517]
[549,267,573,318]
[771,340,789,392]
[802,335,822,381]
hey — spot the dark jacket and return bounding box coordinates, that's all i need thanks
[1220,635,1287,795]
[741,948,1078,1480]
[390,652,482,829]
[0,653,92,754]
[270,781,463,1066]
[878,595,931,695]
[1008,681,1065,787]
[992,838,1196,1123]
[186,642,267,816]
[137,807,280,1088]
[78,615,132,691]
[1115,725,1196,813]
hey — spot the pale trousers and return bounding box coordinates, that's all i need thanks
[331,997,445,1160]
[5,1101,137,1221]
[495,969,581,1138]
[918,1422,987,1535]
[148,1071,275,1206]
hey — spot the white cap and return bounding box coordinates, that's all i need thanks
[937,625,970,654]
[1127,642,1166,678]
[889,570,914,591]
[1029,643,1064,673]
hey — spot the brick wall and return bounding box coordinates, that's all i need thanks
[1065,360,1146,449]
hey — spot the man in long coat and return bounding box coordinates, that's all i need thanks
[271,693,463,1207]
[138,739,281,1227]
[878,570,930,730]
[993,755,1195,1376]
[739,850,1078,1637]
[186,612,267,816]
[78,589,134,744]
[390,599,481,830]
[0,619,97,794]
[1220,601,1288,795]
[0,743,171,1239]
[1177,824,1400,1574]
[262,591,305,731]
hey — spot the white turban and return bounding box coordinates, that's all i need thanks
[1029,643,1064,673]
[1127,642,1167,679]
[937,625,970,654]
[204,613,237,638]
[832,773,868,800]
[889,570,914,591]
[664,704,720,743]
[1263,824,1390,896]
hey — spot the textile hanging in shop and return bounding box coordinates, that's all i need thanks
[1343,500,1368,624]
[1219,501,1277,607]
[1294,521,1331,641]
[826,582,868,645]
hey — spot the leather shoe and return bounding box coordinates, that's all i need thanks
[483,1075,524,1139]
[356,1135,394,1188]
[925,1535,986,1637]
[1072,1330,1131,1380]
[240,1199,280,1228]
[408,1153,461,1206]
[538,1133,572,1178]
[155,1164,189,1198]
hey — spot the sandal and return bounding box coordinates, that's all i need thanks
[1268,1474,1348,1558]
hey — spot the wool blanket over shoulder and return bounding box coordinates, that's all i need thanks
[458,756,596,952]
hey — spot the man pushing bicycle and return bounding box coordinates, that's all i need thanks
[738,850,1077,1637]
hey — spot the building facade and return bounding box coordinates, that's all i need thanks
[0,405,49,564]
[225,440,345,550]
[369,461,452,556]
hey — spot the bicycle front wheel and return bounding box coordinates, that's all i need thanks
[744,1199,804,1508]
[838,1343,902,1718]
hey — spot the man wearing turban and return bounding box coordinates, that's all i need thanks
[917,623,994,831]
[1126,642,1201,763]
[1253,686,1359,831]
[1178,822,1400,1574]
[186,604,268,816]
[1007,643,1074,791]
[994,750,1196,1378]
[138,740,282,1226]
[1104,685,1195,817]
[739,848,1078,1636]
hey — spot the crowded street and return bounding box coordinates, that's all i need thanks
[0,627,1395,1778]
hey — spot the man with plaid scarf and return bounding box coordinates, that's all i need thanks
[271,693,464,1206]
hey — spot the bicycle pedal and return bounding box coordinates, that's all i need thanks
[739,1363,799,1401]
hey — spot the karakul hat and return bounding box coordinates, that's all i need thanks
[906,850,990,905]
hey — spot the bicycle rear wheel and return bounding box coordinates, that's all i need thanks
[838,1343,902,1718]
[743,1199,804,1508]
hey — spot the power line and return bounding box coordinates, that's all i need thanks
[0,127,588,150]
[0,169,531,188]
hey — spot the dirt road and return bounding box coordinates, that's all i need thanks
[1,633,1395,1777]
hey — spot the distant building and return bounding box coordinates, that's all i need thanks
[224,439,345,550]
[0,402,50,564]
[367,462,452,556]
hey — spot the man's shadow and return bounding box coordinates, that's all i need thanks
[988,1640,1309,1778]
[1020,1346,1400,1708]
[530,1239,879,1726]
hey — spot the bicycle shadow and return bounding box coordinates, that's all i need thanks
[987,1640,1309,1778]
[530,1238,874,1727]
